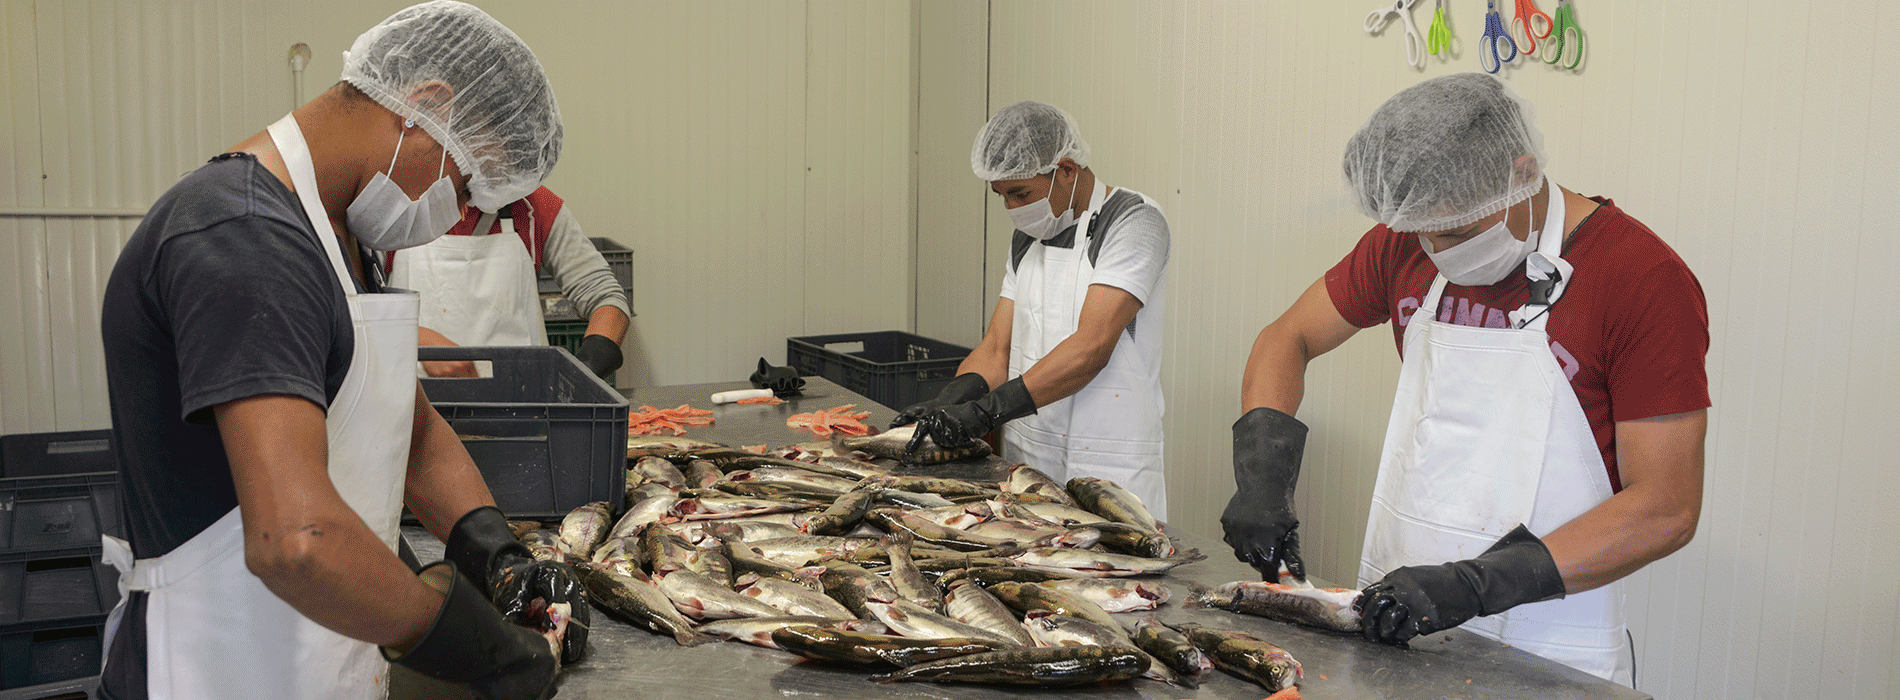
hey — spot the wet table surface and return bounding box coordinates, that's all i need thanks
[396,378,1649,700]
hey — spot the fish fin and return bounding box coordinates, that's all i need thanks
[674,629,714,647]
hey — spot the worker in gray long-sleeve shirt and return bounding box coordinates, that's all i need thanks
[388,184,632,379]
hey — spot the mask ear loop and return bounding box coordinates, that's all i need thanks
[387,119,413,173]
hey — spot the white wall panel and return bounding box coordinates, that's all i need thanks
[919,1,1900,698]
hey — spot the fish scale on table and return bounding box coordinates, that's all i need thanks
[534,438,1324,692]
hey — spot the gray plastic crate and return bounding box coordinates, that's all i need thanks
[420,346,629,520]
[0,474,121,557]
[536,237,631,295]
[786,331,971,411]
[0,431,114,479]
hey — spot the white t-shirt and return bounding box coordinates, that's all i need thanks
[1000,185,1170,305]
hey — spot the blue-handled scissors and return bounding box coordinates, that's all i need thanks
[1480,0,1519,73]
[1541,0,1584,70]
[1365,0,1426,70]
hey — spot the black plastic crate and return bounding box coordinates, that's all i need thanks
[786,331,972,411]
[419,346,629,520]
[536,237,631,296]
[0,474,121,557]
[0,618,104,691]
[0,432,114,479]
[0,549,118,629]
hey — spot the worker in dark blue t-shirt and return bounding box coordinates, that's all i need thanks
[99,3,579,699]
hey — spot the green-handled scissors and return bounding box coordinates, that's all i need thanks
[1427,0,1455,57]
[1542,0,1584,69]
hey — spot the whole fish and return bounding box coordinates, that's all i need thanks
[558,501,613,560]
[865,600,1024,647]
[711,480,839,503]
[813,455,892,480]
[1186,580,1362,633]
[1129,615,1212,677]
[1009,547,1205,578]
[871,645,1148,687]
[1174,622,1304,692]
[1020,610,1133,650]
[907,502,993,530]
[1001,464,1077,507]
[837,424,992,465]
[679,518,801,544]
[697,615,858,649]
[1067,477,1162,533]
[729,466,859,493]
[670,495,814,521]
[575,565,711,646]
[681,459,723,489]
[626,435,722,459]
[800,488,881,536]
[908,556,1020,574]
[987,582,1179,685]
[817,561,900,618]
[937,566,1078,588]
[653,569,786,620]
[706,523,820,585]
[866,475,1000,499]
[1038,578,1172,613]
[883,534,944,611]
[866,508,1015,552]
[733,574,854,619]
[631,455,688,489]
[943,580,1037,648]
[608,487,678,541]
[749,535,879,568]
[771,626,1008,668]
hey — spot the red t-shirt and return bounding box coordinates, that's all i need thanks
[1324,197,1709,492]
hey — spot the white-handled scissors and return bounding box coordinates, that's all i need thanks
[1365,0,1426,70]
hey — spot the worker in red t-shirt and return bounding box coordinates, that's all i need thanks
[1221,73,1708,686]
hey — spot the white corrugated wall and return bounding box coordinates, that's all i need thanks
[0,0,918,433]
[917,1,1898,699]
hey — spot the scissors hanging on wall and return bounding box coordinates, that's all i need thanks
[1365,0,1426,70]
[1426,0,1457,59]
[1509,0,1553,56]
[1479,0,1518,73]
[1541,0,1584,70]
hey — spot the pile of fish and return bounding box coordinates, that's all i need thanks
[509,429,1315,691]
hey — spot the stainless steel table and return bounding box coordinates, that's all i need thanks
[396,378,1648,700]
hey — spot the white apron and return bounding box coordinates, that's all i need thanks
[1001,180,1169,520]
[389,212,547,347]
[100,113,420,699]
[1357,182,1633,685]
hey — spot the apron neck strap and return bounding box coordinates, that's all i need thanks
[266,114,358,296]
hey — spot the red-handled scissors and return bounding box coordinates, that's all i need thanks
[1511,0,1554,56]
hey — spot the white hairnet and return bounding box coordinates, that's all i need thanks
[971,101,1091,182]
[341,0,562,212]
[1342,73,1546,233]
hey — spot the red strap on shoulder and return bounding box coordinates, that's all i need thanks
[384,188,566,274]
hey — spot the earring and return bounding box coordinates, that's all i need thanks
[404,118,415,129]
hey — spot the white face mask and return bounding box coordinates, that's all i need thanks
[346,123,463,252]
[1006,169,1079,241]
[1420,199,1538,286]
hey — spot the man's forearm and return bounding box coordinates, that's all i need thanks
[405,383,497,542]
[1540,479,1699,593]
[1240,322,1311,415]
[584,304,629,345]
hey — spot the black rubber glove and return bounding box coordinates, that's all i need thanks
[385,562,557,700]
[890,372,991,428]
[446,506,590,663]
[1354,524,1568,645]
[1221,406,1308,582]
[905,376,1037,451]
[575,334,623,379]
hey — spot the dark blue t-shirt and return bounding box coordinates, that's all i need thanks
[99,152,370,699]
